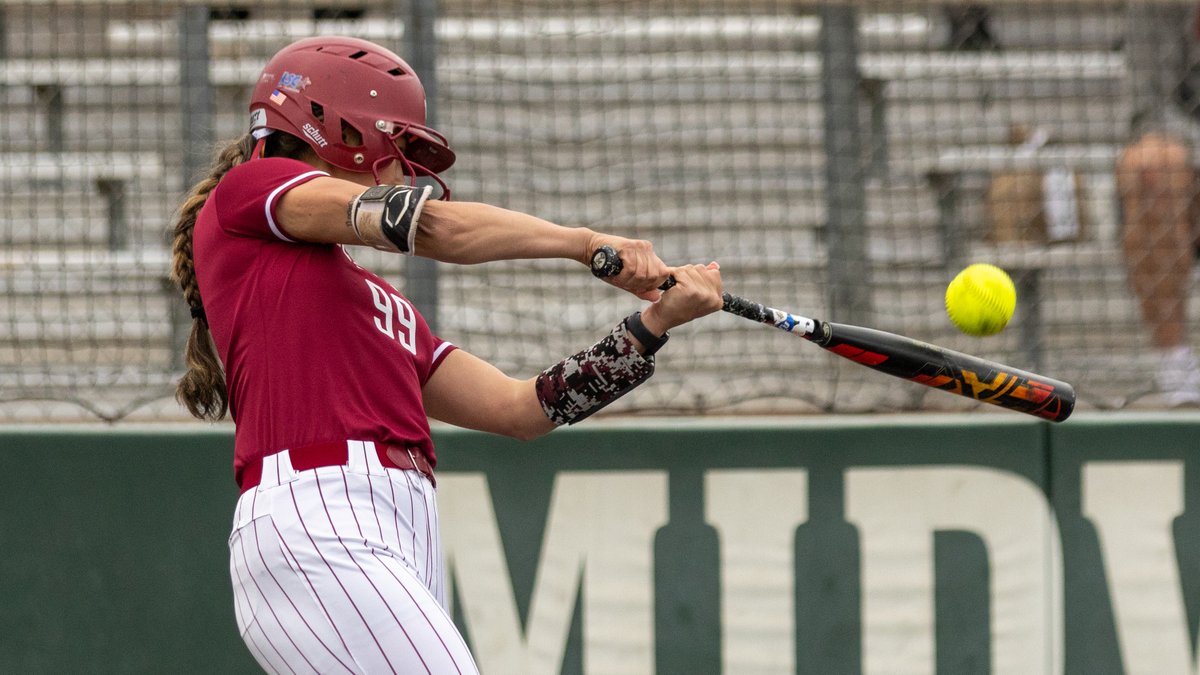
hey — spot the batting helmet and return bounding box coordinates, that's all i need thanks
[249,36,455,183]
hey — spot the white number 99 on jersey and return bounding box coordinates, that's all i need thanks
[365,279,418,355]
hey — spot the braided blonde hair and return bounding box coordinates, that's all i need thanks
[169,134,254,420]
[169,132,314,419]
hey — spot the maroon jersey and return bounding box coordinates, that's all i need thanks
[193,157,456,484]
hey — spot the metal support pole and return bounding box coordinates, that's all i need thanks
[175,7,212,370]
[1015,270,1043,371]
[819,5,872,323]
[399,0,441,332]
[406,0,439,125]
[179,6,213,190]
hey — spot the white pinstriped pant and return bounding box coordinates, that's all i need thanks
[228,440,479,674]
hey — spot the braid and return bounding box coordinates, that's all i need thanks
[169,134,255,420]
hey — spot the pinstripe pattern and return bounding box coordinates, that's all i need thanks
[229,441,477,674]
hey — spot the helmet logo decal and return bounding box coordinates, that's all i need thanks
[249,108,268,129]
[269,90,287,106]
[302,122,329,148]
[278,71,310,93]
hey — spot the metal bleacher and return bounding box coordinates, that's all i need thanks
[0,2,1158,417]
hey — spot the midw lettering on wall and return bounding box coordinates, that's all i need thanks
[438,463,1196,675]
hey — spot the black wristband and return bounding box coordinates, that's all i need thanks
[624,311,669,357]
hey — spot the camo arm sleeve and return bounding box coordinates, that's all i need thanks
[535,315,656,426]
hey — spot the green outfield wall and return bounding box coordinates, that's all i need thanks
[1,413,1198,674]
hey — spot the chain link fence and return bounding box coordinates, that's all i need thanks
[1,1,1195,421]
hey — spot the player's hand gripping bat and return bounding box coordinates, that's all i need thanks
[591,246,1075,422]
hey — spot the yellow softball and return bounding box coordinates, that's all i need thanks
[945,263,1016,336]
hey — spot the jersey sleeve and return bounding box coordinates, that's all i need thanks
[211,157,330,241]
[426,337,458,382]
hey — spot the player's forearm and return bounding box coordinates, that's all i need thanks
[436,384,558,442]
[415,200,594,265]
[422,350,559,441]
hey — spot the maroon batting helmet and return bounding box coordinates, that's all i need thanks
[249,36,455,184]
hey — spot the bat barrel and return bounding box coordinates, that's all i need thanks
[822,322,1075,422]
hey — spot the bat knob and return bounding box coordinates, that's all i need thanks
[591,244,677,291]
[590,245,623,279]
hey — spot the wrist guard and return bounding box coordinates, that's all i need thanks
[623,311,669,356]
[535,315,656,425]
[349,184,433,254]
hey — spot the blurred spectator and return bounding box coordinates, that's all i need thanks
[987,125,1088,245]
[1118,4,1200,405]
[1116,135,1199,405]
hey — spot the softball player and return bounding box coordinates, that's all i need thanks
[168,36,722,674]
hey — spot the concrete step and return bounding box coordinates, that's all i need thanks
[4,8,1125,59]
[103,13,940,59]
[0,49,1124,88]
